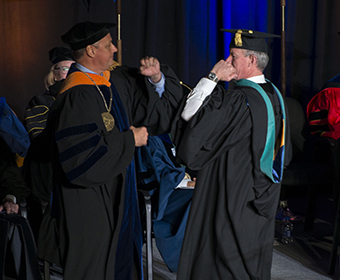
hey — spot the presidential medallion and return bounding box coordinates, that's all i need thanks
[101,112,115,131]
[77,68,115,132]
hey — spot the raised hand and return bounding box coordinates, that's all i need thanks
[140,56,162,83]
[211,60,237,82]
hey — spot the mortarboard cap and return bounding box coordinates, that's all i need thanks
[61,21,116,51]
[221,29,280,54]
[48,47,74,64]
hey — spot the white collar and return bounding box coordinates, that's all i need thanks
[246,75,266,84]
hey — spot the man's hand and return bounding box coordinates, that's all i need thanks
[130,126,148,147]
[211,60,237,82]
[2,201,19,214]
[140,56,162,83]
[187,178,196,188]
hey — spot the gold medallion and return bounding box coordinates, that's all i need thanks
[101,112,115,132]
[77,68,115,132]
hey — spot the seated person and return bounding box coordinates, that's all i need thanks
[136,134,195,272]
[0,97,30,209]
[0,139,41,280]
[307,73,340,139]
[0,99,41,280]
[0,136,30,214]
[24,46,75,140]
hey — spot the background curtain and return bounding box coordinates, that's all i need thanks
[0,0,339,120]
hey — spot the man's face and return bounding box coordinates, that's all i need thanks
[94,33,117,72]
[226,48,251,80]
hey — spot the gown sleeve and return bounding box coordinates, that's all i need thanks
[24,94,55,140]
[53,87,135,187]
[174,86,252,170]
[111,65,184,135]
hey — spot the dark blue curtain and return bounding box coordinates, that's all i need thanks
[2,0,340,118]
[118,0,339,110]
[118,0,283,91]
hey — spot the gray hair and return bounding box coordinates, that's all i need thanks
[244,49,269,72]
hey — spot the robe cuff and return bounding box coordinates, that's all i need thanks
[181,78,217,121]
[175,178,191,189]
[148,73,165,97]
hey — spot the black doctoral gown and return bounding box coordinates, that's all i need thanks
[37,64,183,280]
[24,81,63,141]
[172,80,286,280]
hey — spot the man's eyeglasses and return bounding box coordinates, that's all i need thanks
[54,66,70,72]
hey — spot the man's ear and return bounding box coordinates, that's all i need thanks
[85,45,96,58]
[249,54,257,65]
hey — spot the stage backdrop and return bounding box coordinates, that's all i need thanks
[0,0,339,119]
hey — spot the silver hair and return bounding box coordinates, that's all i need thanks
[244,49,269,71]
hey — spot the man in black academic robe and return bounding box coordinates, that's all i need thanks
[172,29,287,280]
[37,22,183,280]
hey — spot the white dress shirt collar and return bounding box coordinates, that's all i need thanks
[247,74,266,84]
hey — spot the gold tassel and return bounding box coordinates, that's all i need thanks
[235,29,243,47]
[108,60,120,71]
[184,172,191,180]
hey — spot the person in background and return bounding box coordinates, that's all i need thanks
[38,21,184,280]
[0,97,30,212]
[172,29,287,280]
[0,135,41,280]
[24,46,75,140]
[0,136,30,214]
[22,47,75,239]
[44,47,75,90]
[307,73,340,140]
[0,98,41,280]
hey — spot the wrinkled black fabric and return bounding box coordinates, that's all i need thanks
[172,82,285,280]
[0,214,41,280]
